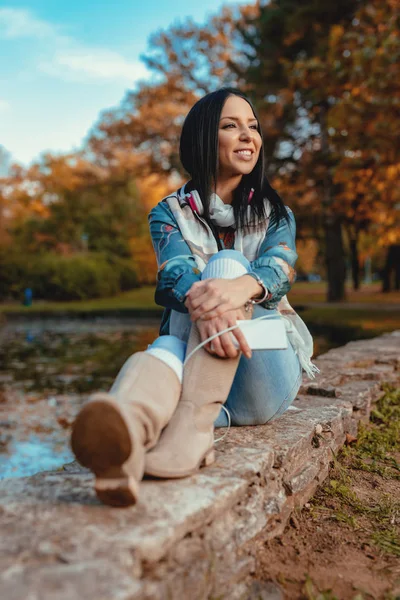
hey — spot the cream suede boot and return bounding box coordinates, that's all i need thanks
[71,352,181,507]
[144,321,246,479]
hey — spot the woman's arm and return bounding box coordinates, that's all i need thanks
[148,201,201,313]
[249,207,297,307]
[185,275,262,321]
[185,208,297,321]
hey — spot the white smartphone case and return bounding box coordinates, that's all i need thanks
[232,318,288,350]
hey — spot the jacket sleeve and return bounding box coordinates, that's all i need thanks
[249,207,298,308]
[148,201,201,313]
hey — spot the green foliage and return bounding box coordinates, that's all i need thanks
[0,247,28,298]
[106,255,139,291]
[11,177,145,259]
[0,250,139,301]
[28,253,121,301]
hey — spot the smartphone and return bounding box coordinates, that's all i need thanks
[231,318,288,350]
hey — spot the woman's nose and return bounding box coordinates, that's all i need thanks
[239,128,252,141]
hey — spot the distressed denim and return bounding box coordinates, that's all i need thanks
[205,251,302,427]
[214,302,302,427]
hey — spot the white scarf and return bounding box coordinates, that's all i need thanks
[165,187,319,379]
[209,193,236,228]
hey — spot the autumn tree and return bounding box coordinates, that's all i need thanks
[1,152,158,281]
[88,76,198,178]
[289,0,400,290]
[88,1,362,299]
[87,0,400,300]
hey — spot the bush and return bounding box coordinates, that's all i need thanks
[31,253,121,300]
[0,248,27,299]
[0,250,139,301]
[106,256,139,291]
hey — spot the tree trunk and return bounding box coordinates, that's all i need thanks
[349,235,360,291]
[319,105,347,302]
[325,217,347,302]
[382,245,400,292]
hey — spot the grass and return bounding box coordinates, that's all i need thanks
[1,283,399,346]
[0,281,399,314]
[299,385,400,600]
[0,287,159,313]
[289,282,400,305]
[311,385,400,559]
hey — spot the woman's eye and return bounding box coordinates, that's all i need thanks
[222,123,258,130]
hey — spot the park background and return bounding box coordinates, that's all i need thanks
[1,1,400,461]
[0,0,399,321]
[0,2,400,597]
[1,0,399,464]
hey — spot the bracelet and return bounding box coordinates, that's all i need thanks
[246,272,270,304]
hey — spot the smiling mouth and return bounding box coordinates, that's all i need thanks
[234,149,253,156]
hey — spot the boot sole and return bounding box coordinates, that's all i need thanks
[71,397,139,507]
[145,447,216,479]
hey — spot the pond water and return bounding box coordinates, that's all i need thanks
[0,317,358,480]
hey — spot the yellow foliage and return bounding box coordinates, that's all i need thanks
[330,24,345,44]
[136,175,179,211]
[386,165,399,180]
[129,234,158,285]
[296,239,319,274]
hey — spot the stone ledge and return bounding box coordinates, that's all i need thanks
[0,331,399,600]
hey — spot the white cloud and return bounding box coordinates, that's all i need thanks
[39,48,148,83]
[0,7,148,84]
[0,8,61,41]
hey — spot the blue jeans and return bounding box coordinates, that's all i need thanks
[214,302,302,427]
[197,250,302,427]
[150,250,302,427]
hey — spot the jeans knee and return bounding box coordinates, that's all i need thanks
[230,396,278,426]
[148,335,186,362]
[210,249,250,265]
[232,380,301,426]
[201,250,251,280]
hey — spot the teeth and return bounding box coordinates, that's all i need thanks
[236,150,252,155]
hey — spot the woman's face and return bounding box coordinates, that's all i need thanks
[218,95,262,178]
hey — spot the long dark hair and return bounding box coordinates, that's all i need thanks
[179,87,289,231]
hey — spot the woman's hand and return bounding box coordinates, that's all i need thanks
[185,276,262,322]
[195,308,252,359]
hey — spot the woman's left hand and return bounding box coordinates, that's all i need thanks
[185,277,256,321]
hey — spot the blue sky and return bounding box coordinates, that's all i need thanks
[0,0,246,166]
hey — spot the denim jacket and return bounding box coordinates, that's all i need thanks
[148,190,298,336]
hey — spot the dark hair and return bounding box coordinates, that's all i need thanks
[179,87,289,231]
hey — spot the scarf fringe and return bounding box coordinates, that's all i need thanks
[297,349,320,380]
[282,316,320,380]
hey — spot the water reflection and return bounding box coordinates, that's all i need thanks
[0,319,159,479]
[0,436,73,479]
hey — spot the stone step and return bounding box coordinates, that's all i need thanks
[0,331,398,600]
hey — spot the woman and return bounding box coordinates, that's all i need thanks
[71,88,317,508]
